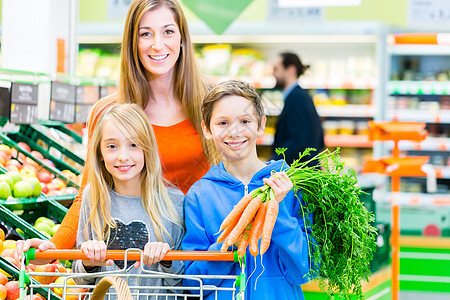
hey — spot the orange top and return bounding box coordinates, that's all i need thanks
[51,97,210,249]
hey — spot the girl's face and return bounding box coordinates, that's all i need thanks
[203,95,265,162]
[137,6,182,80]
[100,118,145,191]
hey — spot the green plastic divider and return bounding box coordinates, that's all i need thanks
[0,203,49,240]
[20,124,84,165]
[37,120,83,144]
[0,131,80,188]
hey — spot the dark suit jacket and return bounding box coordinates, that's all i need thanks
[272,85,324,165]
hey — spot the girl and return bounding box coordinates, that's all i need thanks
[72,103,185,296]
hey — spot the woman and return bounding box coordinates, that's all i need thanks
[16,0,217,255]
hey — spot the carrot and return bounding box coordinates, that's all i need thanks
[248,201,268,256]
[237,222,252,258]
[260,199,279,255]
[217,212,242,243]
[219,194,252,231]
[221,196,262,252]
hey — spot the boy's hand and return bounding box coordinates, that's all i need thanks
[136,242,170,268]
[15,238,56,264]
[263,172,293,203]
[80,240,113,267]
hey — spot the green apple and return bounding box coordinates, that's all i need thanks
[50,224,60,236]
[8,171,23,184]
[35,217,56,228]
[27,177,42,197]
[16,228,25,238]
[34,222,52,234]
[0,181,11,199]
[13,180,33,198]
[0,174,14,190]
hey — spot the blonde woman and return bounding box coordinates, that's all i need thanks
[72,104,184,293]
[16,0,217,255]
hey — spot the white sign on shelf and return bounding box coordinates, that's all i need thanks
[269,0,323,21]
[408,0,450,26]
[279,0,361,7]
[108,0,132,20]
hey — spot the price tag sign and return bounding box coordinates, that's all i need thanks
[408,0,450,26]
[269,0,323,21]
[0,87,11,119]
[107,0,132,20]
[75,85,100,123]
[50,81,76,123]
[10,82,39,124]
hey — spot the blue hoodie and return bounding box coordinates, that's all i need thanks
[182,160,314,300]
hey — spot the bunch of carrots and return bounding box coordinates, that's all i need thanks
[217,148,377,299]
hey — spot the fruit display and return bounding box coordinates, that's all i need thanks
[0,143,80,199]
[32,217,61,239]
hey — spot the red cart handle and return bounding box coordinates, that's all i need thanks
[25,248,238,263]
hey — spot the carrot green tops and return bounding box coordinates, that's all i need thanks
[51,96,210,249]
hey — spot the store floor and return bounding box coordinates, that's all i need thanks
[400,292,450,299]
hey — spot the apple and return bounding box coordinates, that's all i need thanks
[0,175,14,190]
[0,145,11,156]
[24,295,45,300]
[0,284,6,300]
[52,277,76,297]
[34,223,52,235]
[4,281,19,300]
[50,224,60,236]
[27,177,42,197]
[5,160,21,171]
[7,171,22,184]
[52,178,67,190]
[46,190,63,196]
[0,182,11,200]
[42,159,54,167]
[30,151,44,161]
[61,170,77,182]
[19,168,36,179]
[37,171,54,184]
[16,142,31,153]
[32,264,65,284]
[12,181,33,198]
[35,217,56,228]
[64,187,79,195]
[41,184,49,194]
[4,165,19,173]
[0,156,6,167]
[24,158,39,169]
[0,273,7,285]
[46,182,60,192]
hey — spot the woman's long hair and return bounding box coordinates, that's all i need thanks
[118,0,218,163]
[85,103,184,245]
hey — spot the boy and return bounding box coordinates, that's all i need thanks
[182,80,313,300]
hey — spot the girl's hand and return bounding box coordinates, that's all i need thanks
[80,240,113,267]
[263,172,293,203]
[15,238,56,264]
[136,242,170,268]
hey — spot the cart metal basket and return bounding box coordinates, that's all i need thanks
[19,249,246,300]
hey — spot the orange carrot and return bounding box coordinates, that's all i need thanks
[217,212,242,243]
[260,199,279,255]
[237,222,252,258]
[222,196,262,250]
[219,194,252,231]
[248,201,268,256]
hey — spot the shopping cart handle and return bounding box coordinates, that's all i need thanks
[25,248,239,263]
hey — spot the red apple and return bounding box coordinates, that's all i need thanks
[64,187,79,195]
[32,264,65,284]
[0,273,7,285]
[4,165,19,173]
[5,281,19,300]
[37,171,54,184]
[0,156,6,167]
[16,142,31,153]
[41,183,49,194]
[30,151,44,161]
[24,158,39,169]
[52,178,66,190]
[5,160,22,170]
[46,182,60,191]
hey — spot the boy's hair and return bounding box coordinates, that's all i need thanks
[202,80,265,132]
[86,103,183,245]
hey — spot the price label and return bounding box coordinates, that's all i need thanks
[10,82,39,124]
[50,81,76,123]
[268,0,323,21]
[0,87,11,119]
[107,0,133,20]
[408,0,450,26]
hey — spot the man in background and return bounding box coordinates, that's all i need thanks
[272,52,324,165]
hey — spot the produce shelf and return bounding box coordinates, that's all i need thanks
[388,81,449,96]
[387,109,450,124]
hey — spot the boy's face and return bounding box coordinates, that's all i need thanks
[202,95,265,162]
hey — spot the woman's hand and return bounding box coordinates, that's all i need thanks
[80,240,113,267]
[263,172,293,203]
[136,242,170,268]
[15,238,57,264]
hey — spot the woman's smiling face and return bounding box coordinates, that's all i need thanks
[137,6,182,80]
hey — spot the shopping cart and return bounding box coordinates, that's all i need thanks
[18,249,246,300]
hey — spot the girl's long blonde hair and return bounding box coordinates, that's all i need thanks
[85,103,184,245]
[119,0,218,163]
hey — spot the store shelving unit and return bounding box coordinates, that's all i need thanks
[380,33,450,229]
